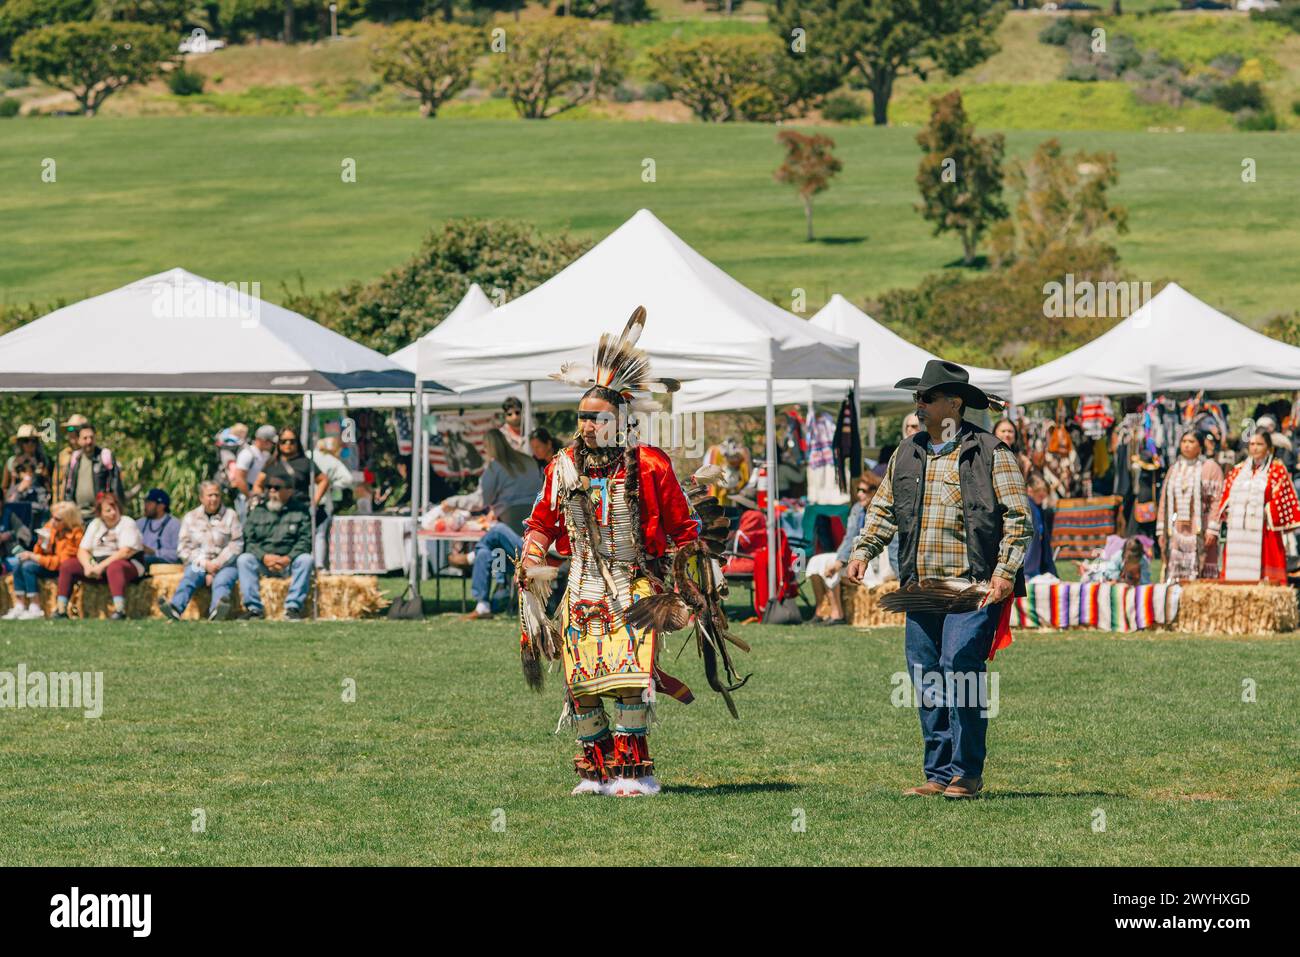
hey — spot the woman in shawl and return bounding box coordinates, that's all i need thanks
[1156,431,1224,582]
[1208,431,1300,585]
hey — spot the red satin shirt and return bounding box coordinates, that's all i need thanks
[524,445,699,559]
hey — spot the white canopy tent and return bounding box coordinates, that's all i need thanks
[0,267,431,605]
[420,209,860,384]
[309,282,586,411]
[415,208,862,616]
[1012,282,1300,404]
[0,268,416,394]
[673,293,1014,418]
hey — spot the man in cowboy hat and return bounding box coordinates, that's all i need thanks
[845,359,1030,799]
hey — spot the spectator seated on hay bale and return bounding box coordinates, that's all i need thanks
[137,488,181,569]
[236,477,313,621]
[805,472,891,627]
[4,501,82,620]
[55,492,143,620]
[159,480,244,623]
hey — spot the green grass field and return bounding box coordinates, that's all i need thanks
[3,118,1299,328]
[0,616,1295,866]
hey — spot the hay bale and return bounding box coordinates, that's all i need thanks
[842,580,906,628]
[313,575,389,619]
[3,571,389,620]
[1168,582,1298,636]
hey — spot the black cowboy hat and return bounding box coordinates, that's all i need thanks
[895,359,993,411]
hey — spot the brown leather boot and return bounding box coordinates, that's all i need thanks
[902,780,948,796]
[943,777,984,799]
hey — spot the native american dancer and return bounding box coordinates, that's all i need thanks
[1209,431,1300,586]
[515,307,748,797]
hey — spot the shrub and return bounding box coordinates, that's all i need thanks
[1234,108,1277,131]
[820,92,866,122]
[1292,98,1300,117]
[168,67,205,96]
[613,83,638,103]
[646,34,815,122]
[1062,61,1099,83]
[1212,80,1266,113]
[0,65,28,89]
[1254,5,1300,33]
[1039,18,1095,46]
[0,96,20,117]
[640,80,669,102]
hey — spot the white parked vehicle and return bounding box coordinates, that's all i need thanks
[178,30,226,55]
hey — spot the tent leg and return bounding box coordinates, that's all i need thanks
[765,378,777,623]
[307,392,318,621]
[524,381,533,438]
[410,381,423,603]
[419,388,428,584]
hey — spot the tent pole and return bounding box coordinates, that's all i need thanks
[307,391,318,620]
[524,381,533,438]
[765,378,777,622]
[419,388,429,583]
[411,380,423,599]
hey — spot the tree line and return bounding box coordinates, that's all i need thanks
[2,0,1008,123]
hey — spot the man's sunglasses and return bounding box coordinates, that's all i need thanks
[913,391,947,404]
[267,483,287,491]
[279,437,298,445]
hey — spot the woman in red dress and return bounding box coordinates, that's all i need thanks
[1208,431,1300,585]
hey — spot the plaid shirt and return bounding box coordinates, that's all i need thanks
[850,435,1030,582]
[179,504,244,568]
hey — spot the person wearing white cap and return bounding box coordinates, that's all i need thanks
[232,425,276,521]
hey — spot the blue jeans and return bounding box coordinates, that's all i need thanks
[236,552,314,612]
[904,603,1001,783]
[5,557,53,595]
[472,524,522,610]
[169,563,238,615]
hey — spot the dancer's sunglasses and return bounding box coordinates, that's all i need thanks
[913,391,946,404]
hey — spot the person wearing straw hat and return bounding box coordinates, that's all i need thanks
[844,359,1030,800]
[4,423,50,496]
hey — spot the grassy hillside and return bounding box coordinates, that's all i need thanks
[2,118,1298,331]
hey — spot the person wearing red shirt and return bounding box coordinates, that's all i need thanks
[517,309,702,797]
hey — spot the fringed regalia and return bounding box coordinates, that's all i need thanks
[516,307,750,796]
[1214,455,1300,585]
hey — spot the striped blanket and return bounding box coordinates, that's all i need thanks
[1012,581,1182,632]
[1052,495,1123,559]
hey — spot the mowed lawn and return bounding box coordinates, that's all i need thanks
[2,118,1299,323]
[0,617,1295,866]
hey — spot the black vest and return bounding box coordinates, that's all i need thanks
[891,422,1026,597]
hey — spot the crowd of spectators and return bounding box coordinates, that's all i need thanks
[0,414,378,622]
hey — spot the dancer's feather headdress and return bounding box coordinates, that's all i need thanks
[549,306,680,412]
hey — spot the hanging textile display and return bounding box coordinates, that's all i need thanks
[833,387,861,495]
[806,409,846,505]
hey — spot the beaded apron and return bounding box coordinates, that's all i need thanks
[560,468,656,698]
